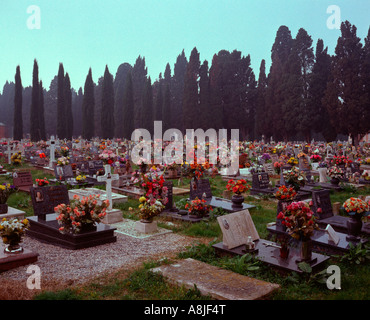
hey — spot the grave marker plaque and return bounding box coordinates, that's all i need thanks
[13,171,33,192]
[54,164,74,180]
[311,189,333,220]
[30,185,70,220]
[217,210,260,249]
[190,179,212,200]
[299,156,311,171]
[252,173,270,190]
[263,163,275,176]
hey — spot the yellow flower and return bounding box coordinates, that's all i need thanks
[139,196,146,203]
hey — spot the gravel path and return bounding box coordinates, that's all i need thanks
[0,224,200,288]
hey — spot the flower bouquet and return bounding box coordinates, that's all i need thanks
[55,194,109,234]
[226,179,250,195]
[76,175,87,183]
[60,146,69,157]
[0,217,29,253]
[185,197,213,218]
[138,196,165,222]
[342,197,370,241]
[274,185,297,201]
[287,157,298,166]
[99,149,116,165]
[35,177,49,187]
[273,161,283,174]
[57,156,69,166]
[327,165,343,184]
[361,171,370,181]
[283,167,306,191]
[310,154,322,163]
[11,152,22,165]
[330,155,351,167]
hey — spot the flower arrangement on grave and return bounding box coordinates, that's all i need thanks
[35,177,49,187]
[342,198,370,218]
[138,196,165,222]
[330,155,352,167]
[11,152,22,165]
[327,165,344,180]
[99,149,116,165]
[60,146,69,157]
[0,217,29,253]
[76,175,87,182]
[57,156,69,166]
[310,154,322,163]
[342,197,370,240]
[277,201,319,241]
[185,197,213,218]
[226,179,250,195]
[318,161,329,168]
[283,167,306,191]
[0,183,18,205]
[261,153,271,162]
[273,161,283,174]
[361,171,370,181]
[36,141,47,149]
[297,152,306,159]
[287,157,298,166]
[274,185,297,201]
[182,156,210,180]
[55,194,109,234]
[38,152,46,159]
[166,161,179,171]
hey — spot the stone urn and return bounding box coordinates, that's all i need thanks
[346,213,363,242]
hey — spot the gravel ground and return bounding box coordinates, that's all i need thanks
[0,221,199,287]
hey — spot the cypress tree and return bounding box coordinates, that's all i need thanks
[57,63,66,139]
[122,72,134,139]
[154,79,163,121]
[198,60,210,130]
[13,65,23,140]
[141,77,153,134]
[132,56,148,128]
[39,80,46,140]
[255,59,267,139]
[182,47,200,130]
[30,59,40,141]
[162,83,171,132]
[64,73,73,140]
[82,68,95,140]
[101,65,115,139]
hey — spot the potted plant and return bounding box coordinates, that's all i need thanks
[185,197,213,218]
[57,156,70,166]
[55,194,109,234]
[226,179,250,209]
[0,183,18,214]
[99,149,116,165]
[0,217,29,253]
[278,201,319,262]
[138,196,165,222]
[342,197,370,242]
[327,165,344,185]
[287,157,298,167]
[166,162,179,178]
[60,146,69,157]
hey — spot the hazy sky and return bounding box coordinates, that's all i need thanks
[1,0,369,92]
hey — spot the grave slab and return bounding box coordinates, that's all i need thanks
[0,244,39,272]
[68,188,128,205]
[151,258,280,300]
[0,206,26,220]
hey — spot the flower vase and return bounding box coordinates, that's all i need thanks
[231,195,244,210]
[346,214,363,242]
[279,245,290,259]
[0,203,8,214]
[4,243,23,254]
[298,239,313,262]
[330,177,340,185]
[79,222,97,233]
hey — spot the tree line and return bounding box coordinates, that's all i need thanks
[1,20,369,144]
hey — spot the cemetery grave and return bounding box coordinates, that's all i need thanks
[26,185,117,249]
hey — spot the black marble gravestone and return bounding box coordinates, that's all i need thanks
[54,164,74,180]
[250,173,277,196]
[26,185,116,249]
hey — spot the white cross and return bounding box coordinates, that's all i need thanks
[5,141,16,164]
[97,164,119,211]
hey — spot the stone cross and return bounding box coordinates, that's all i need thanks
[5,141,16,165]
[47,135,57,168]
[97,164,119,211]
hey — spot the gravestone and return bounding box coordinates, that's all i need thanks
[299,156,311,172]
[189,179,212,200]
[311,189,333,220]
[250,172,275,196]
[263,163,275,176]
[217,210,259,249]
[76,161,89,174]
[54,164,74,180]
[12,171,33,193]
[27,185,117,249]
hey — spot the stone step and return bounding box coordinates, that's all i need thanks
[151,258,280,300]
